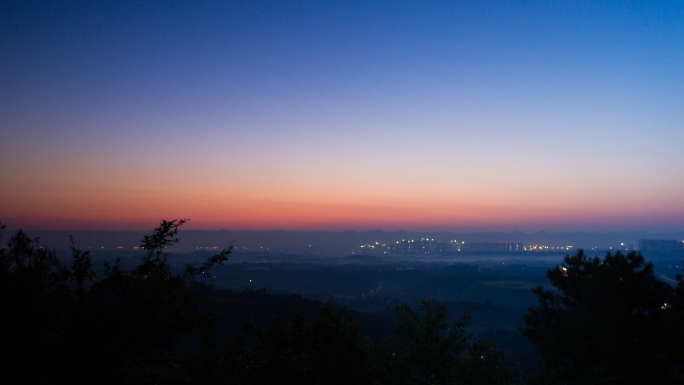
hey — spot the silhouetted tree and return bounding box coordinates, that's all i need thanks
[394,298,512,385]
[1,218,517,384]
[0,227,71,383]
[0,219,231,384]
[522,250,679,384]
[228,298,380,385]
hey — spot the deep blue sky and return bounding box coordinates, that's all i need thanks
[2,1,683,232]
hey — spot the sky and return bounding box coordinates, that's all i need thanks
[1,0,683,233]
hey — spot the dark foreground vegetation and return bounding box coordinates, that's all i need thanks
[2,219,684,384]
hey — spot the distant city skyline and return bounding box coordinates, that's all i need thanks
[10,228,684,258]
[2,1,683,232]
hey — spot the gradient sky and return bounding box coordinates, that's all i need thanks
[1,0,683,232]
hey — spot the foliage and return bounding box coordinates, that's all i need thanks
[174,295,514,385]
[522,250,680,384]
[0,219,231,384]
[459,339,518,385]
[239,298,377,385]
[394,298,512,385]
[1,218,517,384]
[0,226,72,383]
[394,298,470,384]
[172,297,383,385]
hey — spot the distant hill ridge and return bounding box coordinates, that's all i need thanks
[9,229,684,254]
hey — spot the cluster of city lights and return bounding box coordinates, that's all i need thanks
[526,245,573,251]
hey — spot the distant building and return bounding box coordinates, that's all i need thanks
[460,242,524,252]
[392,238,437,254]
[359,239,525,254]
[435,241,460,253]
[638,239,682,253]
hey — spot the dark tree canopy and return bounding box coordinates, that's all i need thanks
[0,219,231,384]
[1,219,516,384]
[522,250,682,384]
[394,298,512,385]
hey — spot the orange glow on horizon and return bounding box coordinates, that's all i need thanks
[3,182,682,232]
[2,166,683,233]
